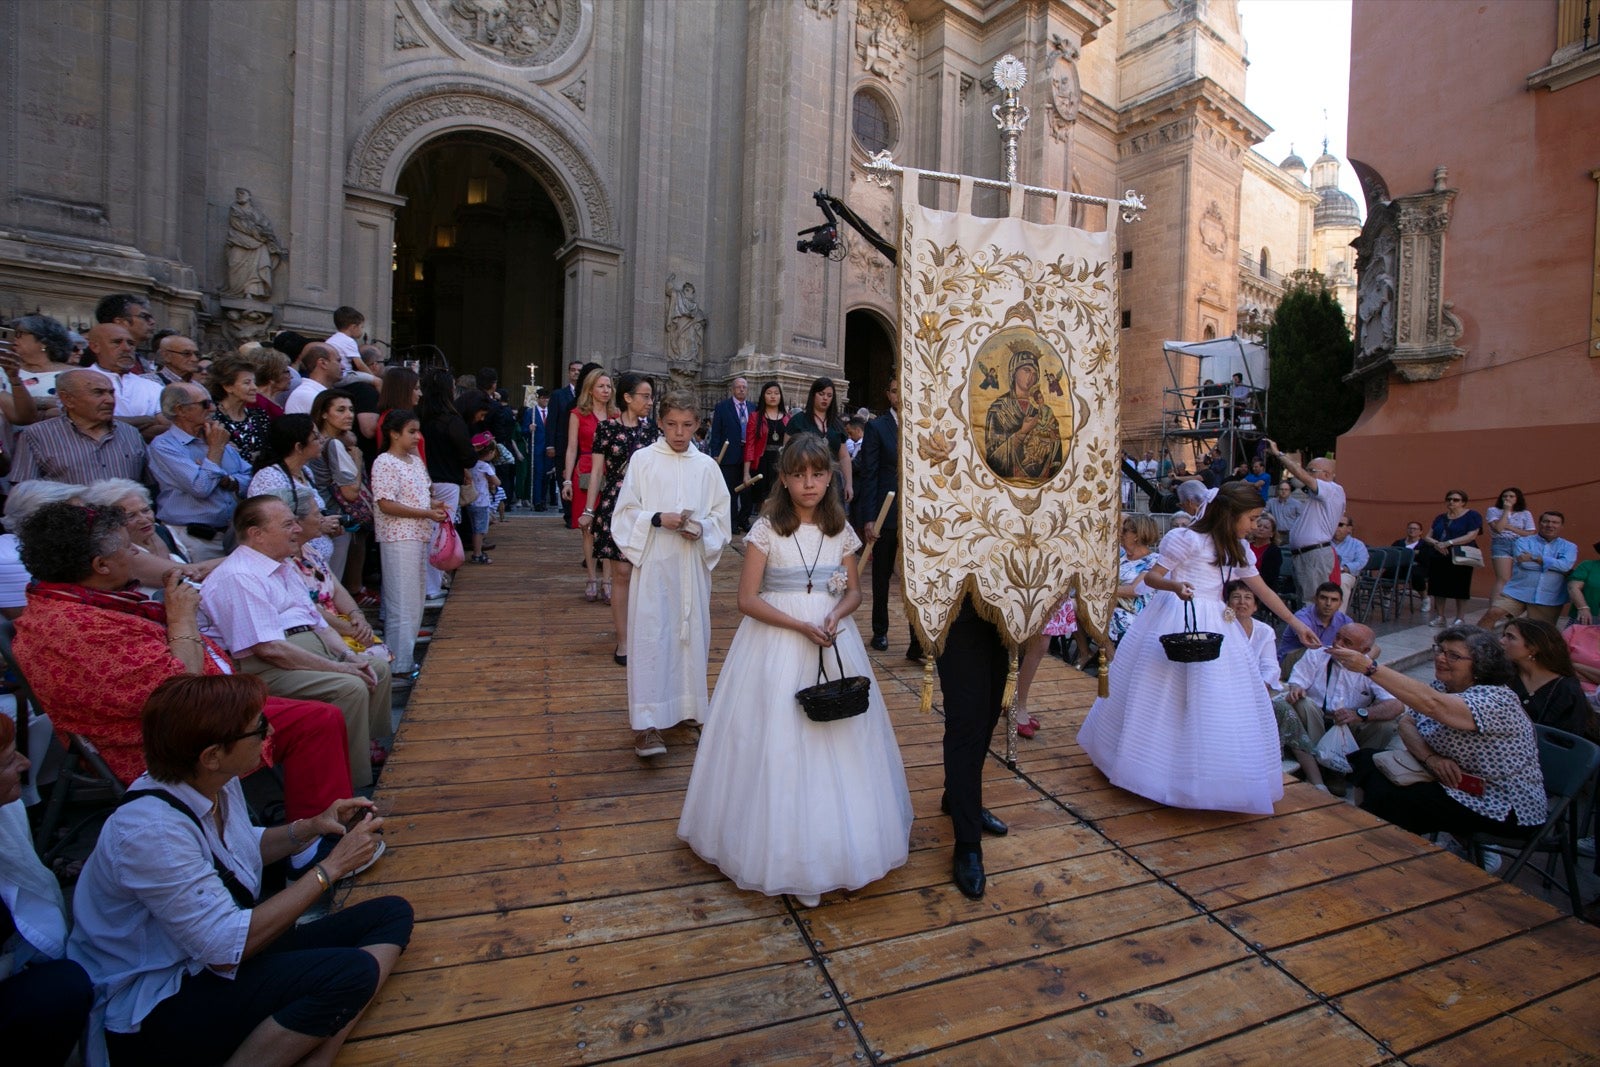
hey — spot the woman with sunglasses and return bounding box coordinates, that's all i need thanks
[1423,489,1483,627]
[1334,626,1544,844]
[67,674,410,1067]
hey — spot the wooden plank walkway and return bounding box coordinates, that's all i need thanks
[338,517,1600,1065]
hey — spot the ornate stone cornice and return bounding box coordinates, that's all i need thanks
[345,79,615,243]
[1350,164,1465,383]
[1115,78,1272,162]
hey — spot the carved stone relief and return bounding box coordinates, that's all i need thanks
[803,0,840,17]
[1046,35,1081,142]
[1351,163,1464,382]
[856,0,912,80]
[222,188,286,300]
[665,273,708,372]
[219,301,276,347]
[428,0,579,68]
[1199,202,1226,256]
[561,77,586,111]
[394,5,426,49]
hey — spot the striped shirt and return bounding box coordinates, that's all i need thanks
[10,413,147,485]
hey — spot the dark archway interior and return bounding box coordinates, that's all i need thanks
[392,133,565,400]
[844,309,895,414]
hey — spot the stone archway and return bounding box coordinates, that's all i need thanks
[844,307,896,413]
[342,80,622,396]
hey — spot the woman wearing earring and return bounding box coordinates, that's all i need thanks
[562,367,618,601]
[581,373,658,659]
[1500,618,1592,738]
[788,377,852,506]
[741,381,789,517]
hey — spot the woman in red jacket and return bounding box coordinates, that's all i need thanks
[740,381,789,517]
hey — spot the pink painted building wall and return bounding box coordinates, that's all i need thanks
[1341,0,1600,587]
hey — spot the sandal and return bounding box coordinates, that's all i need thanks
[584,580,599,602]
[602,580,613,604]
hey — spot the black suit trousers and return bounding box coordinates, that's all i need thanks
[936,598,1008,848]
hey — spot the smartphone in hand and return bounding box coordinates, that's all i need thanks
[1455,772,1486,796]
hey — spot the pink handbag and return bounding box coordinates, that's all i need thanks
[428,520,465,571]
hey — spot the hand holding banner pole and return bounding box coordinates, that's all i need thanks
[858,492,896,571]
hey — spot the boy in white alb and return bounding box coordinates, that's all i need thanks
[610,392,731,758]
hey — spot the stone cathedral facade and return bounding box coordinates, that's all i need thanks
[0,0,1330,443]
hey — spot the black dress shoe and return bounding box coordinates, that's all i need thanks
[939,798,1009,836]
[952,852,986,899]
[613,651,627,667]
[870,634,889,651]
[906,647,925,663]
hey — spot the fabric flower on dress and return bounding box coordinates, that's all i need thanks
[826,568,850,597]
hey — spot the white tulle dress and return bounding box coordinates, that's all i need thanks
[1076,526,1285,815]
[677,518,913,898]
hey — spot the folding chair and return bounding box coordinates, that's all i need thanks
[1388,546,1420,616]
[1350,547,1392,623]
[1468,725,1600,917]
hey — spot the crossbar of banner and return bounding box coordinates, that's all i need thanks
[862,151,1147,225]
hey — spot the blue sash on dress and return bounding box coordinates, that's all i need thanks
[762,564,845,594]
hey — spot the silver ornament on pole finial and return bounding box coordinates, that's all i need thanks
[991,55,1030,184]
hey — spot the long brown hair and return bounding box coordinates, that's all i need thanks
[1504,618,1577,677]
[1188,482,1259,568]
[762,435,846,536]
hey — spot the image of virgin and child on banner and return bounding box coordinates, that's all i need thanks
[895,171,1121,664]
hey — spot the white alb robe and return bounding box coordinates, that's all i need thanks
[612,439,732,730]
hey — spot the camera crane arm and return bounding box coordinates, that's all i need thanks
[796,189,897,266]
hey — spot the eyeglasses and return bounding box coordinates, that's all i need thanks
[224,717,270,744]
[1336,522,1350,528]
[1431,645,1472,664]
[1445,496,1465,503]
[180,398,215,409]
[132,312,156,323]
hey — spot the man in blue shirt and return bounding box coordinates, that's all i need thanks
[1333,515,1369,611]
[1479,510,1576,627]
[147,382,251,561]
[1278,582,1354,661]
[1243,457,1272,501]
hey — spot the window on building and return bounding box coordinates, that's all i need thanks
[1122,250,1134,270]
[1121,309,1132,329]
[851,89,895,155]
[1259,247,1271,276]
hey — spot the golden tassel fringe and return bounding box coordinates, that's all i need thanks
[920,658,935,714]
[1098,647,1110,697]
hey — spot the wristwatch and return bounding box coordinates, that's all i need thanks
[651,512,663,528]
[1356,707,1369,720]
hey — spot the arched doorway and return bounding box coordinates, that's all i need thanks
[844,308,895,414]
[390,132,566,394]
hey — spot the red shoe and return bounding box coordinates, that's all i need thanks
[1016,715,1041,739]
[369,739,389,767]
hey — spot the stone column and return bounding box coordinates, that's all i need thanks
[560,238,625,369]
[341,187,407,351]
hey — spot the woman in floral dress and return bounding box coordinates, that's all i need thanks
[581,372,659,664]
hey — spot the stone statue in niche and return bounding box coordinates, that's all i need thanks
[665,274,708,372]
[222,188,286,300]
[1047,36,1081,142]
[856,0,912,79]
[1355,220,1397,366]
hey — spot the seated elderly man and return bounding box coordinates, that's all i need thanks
[9,368,147,486]
[11,501,353,863]
[147,381,252,562]
[1278,581,1354,661]
[1272,622,1403,790]
[82,321,167,440]
[201,496,392,788]
[1333,515,1369,611]
[1477,510,1576,629]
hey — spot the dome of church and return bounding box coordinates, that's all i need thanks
[1313,150,1339,169]
[1315,185,1361,228]
[1279,150,1306,173]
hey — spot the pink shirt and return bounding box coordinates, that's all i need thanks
[198,544,327,653]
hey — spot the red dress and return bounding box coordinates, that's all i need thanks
[13,588,351,819]
[569,409,601,529]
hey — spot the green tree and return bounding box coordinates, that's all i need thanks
[1264,273,1362,458]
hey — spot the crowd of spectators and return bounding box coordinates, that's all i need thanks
[0,299,459,1062]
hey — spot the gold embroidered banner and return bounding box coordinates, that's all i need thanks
[897,173,1120,653]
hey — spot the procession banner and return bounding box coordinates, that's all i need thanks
[897,172,1120,658]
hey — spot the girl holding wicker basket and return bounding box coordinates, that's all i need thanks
[678,435,913,908]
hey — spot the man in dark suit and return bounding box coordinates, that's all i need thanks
[545,360,583,522]
[707,376,751,533]
[859,376,922,659]
[528,387,552,510]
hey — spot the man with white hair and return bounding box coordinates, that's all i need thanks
[1268,441,1347,604]
[10,369,147,486]
[147,382,252,561]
